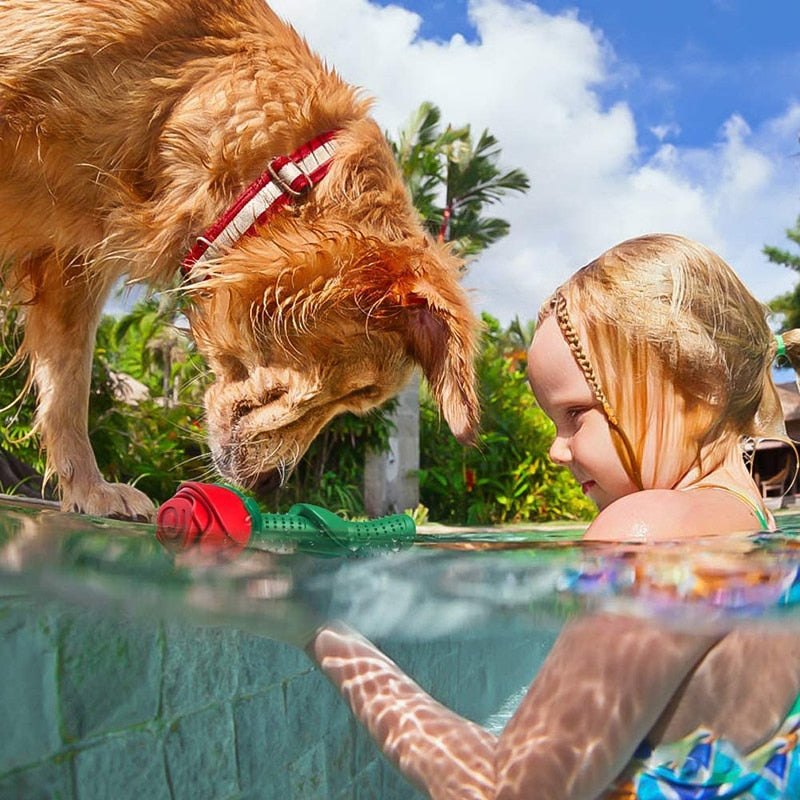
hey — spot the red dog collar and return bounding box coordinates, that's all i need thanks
[181,129,340,278]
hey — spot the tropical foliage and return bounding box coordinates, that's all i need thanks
[0,297,394,512]
[88,300,209,502]
[419,313,597,524]
[0,309,47,496]
[765,215,800,329]
[0,299,212,502]
[257,404,396,516]
[390,101,530,258]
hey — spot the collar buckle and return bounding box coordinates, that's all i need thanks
[266,156,314,199]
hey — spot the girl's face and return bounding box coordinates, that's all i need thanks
[527,315,639,510]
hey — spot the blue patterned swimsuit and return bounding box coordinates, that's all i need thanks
[605,693,800,799]
[582,487,799,798]
[604,543,800,799]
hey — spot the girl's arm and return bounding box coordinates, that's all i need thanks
[307,614,717,800]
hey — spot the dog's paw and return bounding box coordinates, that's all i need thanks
[62,481,157,523]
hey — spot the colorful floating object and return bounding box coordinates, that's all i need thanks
[156,481,416,557]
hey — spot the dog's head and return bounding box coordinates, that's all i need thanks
[185,119,480,492]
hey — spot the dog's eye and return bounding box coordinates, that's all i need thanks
[347,385,380,401]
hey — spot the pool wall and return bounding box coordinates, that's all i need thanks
[0,595,555,799]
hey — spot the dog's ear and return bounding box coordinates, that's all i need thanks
[395,276,480,446]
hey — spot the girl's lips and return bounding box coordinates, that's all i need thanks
[581,480,596,495]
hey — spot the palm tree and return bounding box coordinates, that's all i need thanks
[766,215,800,330]
[390,102,469,227]
[439,129,530,256]
[390,101,530,260]
[366,104,531,516]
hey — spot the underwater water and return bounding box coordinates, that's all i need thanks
[2,494,800,799]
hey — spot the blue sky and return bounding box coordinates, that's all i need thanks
[557,0,800,150]
[271,0,800,323]
[373,0,800,152]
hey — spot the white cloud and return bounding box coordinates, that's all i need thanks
[270,0,800,322]
[650,123,681,142]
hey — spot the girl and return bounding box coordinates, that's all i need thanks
[306,234,800,799]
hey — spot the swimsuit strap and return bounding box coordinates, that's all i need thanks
[688,484,773,531]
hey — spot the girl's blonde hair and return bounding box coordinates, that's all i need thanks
[539,233,792,489]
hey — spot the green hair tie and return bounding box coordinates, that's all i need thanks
[776,333,787,359]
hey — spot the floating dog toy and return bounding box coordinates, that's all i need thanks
[156,482,416,557]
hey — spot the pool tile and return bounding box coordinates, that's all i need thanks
[161,624,240,717]
[73,730,168,800]
[164,704,238,800]
[0,758,74,800]
[233,688,292,795]
[59,611,162,741]
[0,601,61,772]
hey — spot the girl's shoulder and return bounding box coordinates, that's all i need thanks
[585,487,764,542]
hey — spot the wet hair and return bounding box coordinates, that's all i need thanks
[539,233,794,489]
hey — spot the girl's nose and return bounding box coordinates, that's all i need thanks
[549,436,571,466]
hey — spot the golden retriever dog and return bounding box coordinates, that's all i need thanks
[0,0,479,520]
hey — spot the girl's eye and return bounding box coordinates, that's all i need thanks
[566,403,600,422]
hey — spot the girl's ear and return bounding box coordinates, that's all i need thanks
[399,280,481,446]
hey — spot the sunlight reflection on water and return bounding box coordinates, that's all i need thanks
[2,497,800,644]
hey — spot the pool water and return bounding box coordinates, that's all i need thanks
[2,496,800,799]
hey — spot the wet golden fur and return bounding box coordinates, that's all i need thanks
[0,0,479,519]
